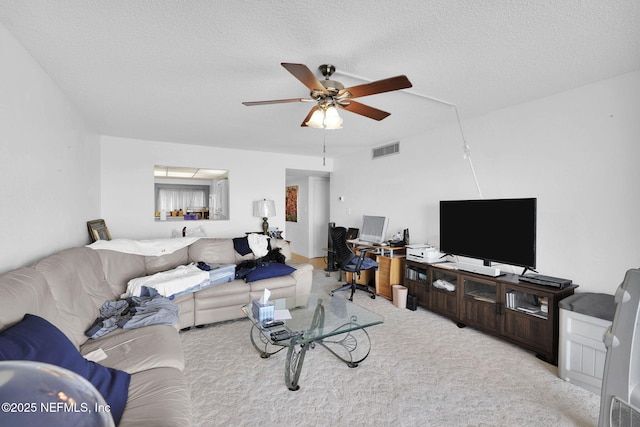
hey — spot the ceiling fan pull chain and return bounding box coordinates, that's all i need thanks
[323,130,326,166]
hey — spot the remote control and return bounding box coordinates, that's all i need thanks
[261,320,284,329]
[271,332,291,341]
[270,331,302,342]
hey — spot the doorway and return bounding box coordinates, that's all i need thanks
[285,169,330,259]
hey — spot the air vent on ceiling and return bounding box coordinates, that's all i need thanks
[372,141,400,159]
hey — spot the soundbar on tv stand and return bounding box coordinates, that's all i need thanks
[456,262,502,277]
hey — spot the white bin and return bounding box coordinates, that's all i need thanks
[558,293,615,395]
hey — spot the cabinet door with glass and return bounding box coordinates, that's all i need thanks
[460,275,499,331]
[404,261,429,308]
[429,268,459,318]
[502,285,552,354]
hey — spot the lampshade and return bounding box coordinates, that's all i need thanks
[305,105,343,129]
[305,109,325,129]
[253,199,276,218]
[323,105,343,129]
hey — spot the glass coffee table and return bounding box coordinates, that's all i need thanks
[242,292,383,391]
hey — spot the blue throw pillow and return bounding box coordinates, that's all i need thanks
[244,262,296,282]
[233,236,252,256]
[0,314,130,425]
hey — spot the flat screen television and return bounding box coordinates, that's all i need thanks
[439,198,536,271]
[359,215,389,245]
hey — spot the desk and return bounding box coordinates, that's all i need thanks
[347,241,406,300]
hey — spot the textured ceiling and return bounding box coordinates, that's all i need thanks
[1,0,639,159]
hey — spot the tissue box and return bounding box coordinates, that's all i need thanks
[252,299,275,322]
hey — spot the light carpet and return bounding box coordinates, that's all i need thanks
[180,269,600,426]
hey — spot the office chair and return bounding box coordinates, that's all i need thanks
[329,226,378,301]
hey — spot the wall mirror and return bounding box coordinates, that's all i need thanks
[154,165,230,221]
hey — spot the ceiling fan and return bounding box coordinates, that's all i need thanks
[242,63,412,129]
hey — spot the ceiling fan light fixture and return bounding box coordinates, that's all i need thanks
[323,105,343,129]
[305,109,325,128]
[244,63,411,129]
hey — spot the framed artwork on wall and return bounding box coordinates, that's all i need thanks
[87,219,112,242]
[286,185,298,222]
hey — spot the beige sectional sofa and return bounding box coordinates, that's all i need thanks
[0,237,313,426]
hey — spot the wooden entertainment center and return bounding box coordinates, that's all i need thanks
[404,260,578,365]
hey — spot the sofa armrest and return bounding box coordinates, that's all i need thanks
[286,261,313,279]
[286,262,313,298]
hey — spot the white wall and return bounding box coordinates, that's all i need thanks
[0,23,100,273]
[100,136,332,240]
[331,70,640,294]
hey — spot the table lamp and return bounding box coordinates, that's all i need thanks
[253,199,276,235]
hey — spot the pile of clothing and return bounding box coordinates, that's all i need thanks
[85,287,179,339]
[235,245,286,280]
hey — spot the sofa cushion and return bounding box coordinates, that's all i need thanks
[244,263,296,283]
[194,279,251,299]
[145,247,189,275]
[249,274,296,292]
[119,367,191,427]
[0,314,130,425]
[80,324,185,374]
[96,249,147,295]
[34,247,117,348]
[0,267,59,332]
[249,274,297,302]
[188,238,238,265]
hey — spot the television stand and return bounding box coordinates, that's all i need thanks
[404,260,578,364]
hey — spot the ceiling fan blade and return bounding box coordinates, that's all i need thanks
[281,63,328,94]
[339,75,412,99]
[338,100,391,121]
[242,98,310,106]
[300,106,320,127]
